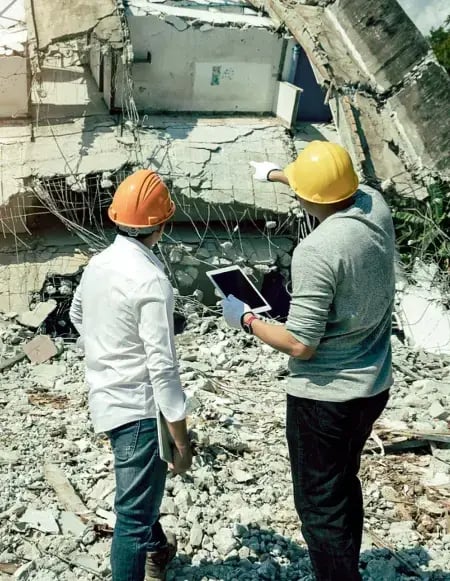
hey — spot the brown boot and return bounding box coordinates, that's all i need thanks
[145,533,177,581]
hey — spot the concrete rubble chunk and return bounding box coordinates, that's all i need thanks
[213,528,238,555]
[0,450,20,465]
[13,560,35,580]
[95,508,116,529]
[428,400,449,421]
[44,463,90,516]
[60,511,87,537]
[23,335,58,364]
[189,521,204,548]
[231,461,254,483]
[18,508,59,534]
[30,363,66,388]
[18,300,57,329]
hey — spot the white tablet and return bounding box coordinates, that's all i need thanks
[206,265,271,314]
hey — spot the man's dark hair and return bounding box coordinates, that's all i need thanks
[116,226,160,243]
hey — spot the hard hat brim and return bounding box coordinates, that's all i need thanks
[108,200,176,229]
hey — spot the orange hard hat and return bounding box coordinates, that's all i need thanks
[108,169,175,231]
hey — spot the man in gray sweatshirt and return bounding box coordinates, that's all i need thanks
[222,141,395,581]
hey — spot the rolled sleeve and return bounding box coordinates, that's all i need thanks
[136,277,186,423]
[286,245,336,348]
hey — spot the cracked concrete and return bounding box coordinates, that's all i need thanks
[127,1,275,29]
[29,0,122,50]
[1,112,331,234]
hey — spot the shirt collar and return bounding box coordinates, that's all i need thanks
[113,235,165,272]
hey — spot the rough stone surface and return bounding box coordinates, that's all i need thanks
[331,0,428,91]
[388,60,450,177]
[30,0,122,49]
[18,300,57,329]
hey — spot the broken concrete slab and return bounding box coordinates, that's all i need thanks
[388,60,450,178]
[44,464,90,516]
[330,0,428,91]
[95,508,116,529]
[30,363,66,388]
[0,351,26,373]
[23,335,58,364]
[428,401,449,421]
[0,450,20,465]
[29,0,121,49]
[18,300,57,329]
[60,511,87,537]
[397,289,450,356]
[18,508,59,534]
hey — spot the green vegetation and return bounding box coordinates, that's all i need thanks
[427,15,450,74]
[390,181,450,270]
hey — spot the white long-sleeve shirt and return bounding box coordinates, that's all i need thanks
[69,235,186,433]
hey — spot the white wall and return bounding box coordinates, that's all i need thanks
[0,56,28,117]
[89,36,102,88]
[127,16,284,113]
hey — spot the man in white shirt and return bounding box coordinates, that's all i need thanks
[70,169,192,581]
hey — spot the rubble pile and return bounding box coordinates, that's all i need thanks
[0,305,449,580]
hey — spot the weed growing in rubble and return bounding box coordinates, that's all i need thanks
[390,180,450,272]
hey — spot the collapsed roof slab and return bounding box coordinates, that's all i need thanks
[28,0,122,50]
[126,0,277,29]
[1,115,318,235]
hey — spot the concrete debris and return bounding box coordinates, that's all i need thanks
[18,300,57,330]
[59,511,88,537]
[0,306,449,578]
[0,450,20,465]
[23,335,58,364]
[396,260,450,356]
[30,363,66,389]
[0,351,27,373]
[44,463,91,517]
[18,509,59,534]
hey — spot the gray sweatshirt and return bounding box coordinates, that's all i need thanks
[286,185,395,402]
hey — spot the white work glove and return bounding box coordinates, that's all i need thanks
[221,294,251,329]
[250,161,281,182]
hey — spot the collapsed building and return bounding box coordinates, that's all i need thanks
[0,3,450,578]
[0,0,448,343]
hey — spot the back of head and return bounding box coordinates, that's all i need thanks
[108,169,175,237]
[284,141,359,205]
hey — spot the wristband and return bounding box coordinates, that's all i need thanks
[242,313,259,335]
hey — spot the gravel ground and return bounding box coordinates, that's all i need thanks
[0,308,449,580]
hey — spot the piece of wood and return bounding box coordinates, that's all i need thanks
[364,527,426,579]
[43,463,91,516]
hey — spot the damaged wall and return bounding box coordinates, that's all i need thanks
[27,0,122,50]
[0,0,29,118]
[0,56,29,117]
[249,0,450,191]
[0,226,295,316]
[122,14,285,113]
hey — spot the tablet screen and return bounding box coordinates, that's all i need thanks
[210,269,268,309]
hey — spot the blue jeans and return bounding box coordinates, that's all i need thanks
[107,419,168,581]
[286,390,389,581]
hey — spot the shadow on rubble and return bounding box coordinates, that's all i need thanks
[166,528,450,581]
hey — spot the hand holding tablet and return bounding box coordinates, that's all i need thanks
[206,265,271,314]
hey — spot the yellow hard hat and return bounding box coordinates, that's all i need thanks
[284,141,359,204]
